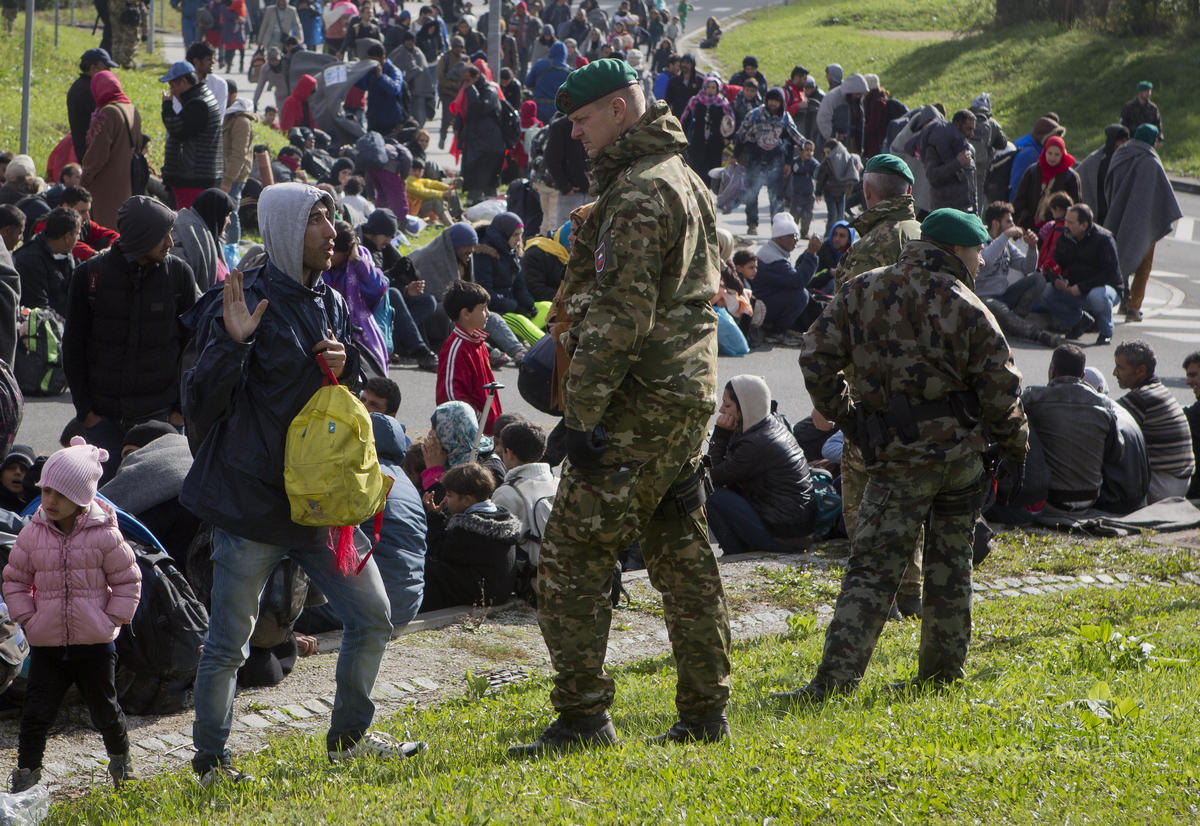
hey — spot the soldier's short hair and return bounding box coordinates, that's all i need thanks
[443,462,495,501]
[1115,340,1156,378]
[500,420,546,464]
[862,171,908,200]
[983,201,1014,228]
[61,186,92,206]
[443,279,490,321]
[42,206,80,241]
[1067,203,1093,226]
[1050,343,1086,378]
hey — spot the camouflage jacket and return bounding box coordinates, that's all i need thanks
[801,240,1028,468]
[559,100,720,432]
[832,195,922,290]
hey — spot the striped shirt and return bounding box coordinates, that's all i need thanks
[1118,379,1195,480]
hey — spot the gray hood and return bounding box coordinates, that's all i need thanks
[730,374,771,431]
[258,182,335,282]
[825,63,843,85]
[843,73,869,95]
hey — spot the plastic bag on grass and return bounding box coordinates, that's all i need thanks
[0,785,50,826]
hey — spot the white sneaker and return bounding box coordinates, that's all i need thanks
[327,731,428,763]
[750,300,767,328]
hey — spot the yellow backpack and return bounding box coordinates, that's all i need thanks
[285,355,391,573]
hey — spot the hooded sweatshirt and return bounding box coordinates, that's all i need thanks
[816,71,868,144]
[526,41,571,121]
[280,74,318,132]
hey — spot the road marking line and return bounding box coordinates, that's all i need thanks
[1175,216,1195,241]
[1149,270,1191,279]
[1143,332,1200,344]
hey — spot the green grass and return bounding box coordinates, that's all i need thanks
[984,530,1200,579]
[716,0,1200,176]
[2,16,284,173]
[50,584,1200,824]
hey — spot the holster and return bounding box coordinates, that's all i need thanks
[654,462,712,520]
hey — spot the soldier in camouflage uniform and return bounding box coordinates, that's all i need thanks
[832,154,927,617]
[776,208,1028,701]
[509,59,732,757]
[110,0,142,68]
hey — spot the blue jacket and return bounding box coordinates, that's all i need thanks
[525,43,570,121]
[473,226,535,314]
[355,60,406,132]
[1008,132,1040,201]
[754,247,817,303]
[179,262,360,547]
[367,414,426,627]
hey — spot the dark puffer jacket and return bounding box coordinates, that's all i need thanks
[62,241,199,423]
[708,412,816,536]
[420,506,520,611]
[473,225,535,314]
[161,80,224,190]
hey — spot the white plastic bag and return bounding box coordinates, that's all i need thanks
[0,785,50,826]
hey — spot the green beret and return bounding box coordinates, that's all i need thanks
[920,208,989,247]
[556,58,639,115]
[1137,80,1153,91]
[863,153,914,184]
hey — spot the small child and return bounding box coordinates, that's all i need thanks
[789,140,819,238]
[419,463,521,611]
[815,138,861,228]
[665,14,680,42]
[492,420,558,571]
[1036,191,1074,277]
[436,280,504,435]
[342,175,376,223]
[261,105,279,130]
[3,437,141,793]
[675,0,692,31]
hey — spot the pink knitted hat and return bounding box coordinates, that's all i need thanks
[40,436,108,507]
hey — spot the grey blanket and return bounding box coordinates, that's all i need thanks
[1032,496,1200,537]
[1102,140,1183,276]
[100,433,194,515]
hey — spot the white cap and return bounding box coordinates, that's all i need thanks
[771,212,798,239]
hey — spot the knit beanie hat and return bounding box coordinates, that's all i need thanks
[4,154,35,184]
[363,207,399,237]
[491,211,524,239]
[1133,123,1159,145]
[447,221,479,248]
[40,436,108,507]
[1032,116,1064,145]
[118,196,177,262]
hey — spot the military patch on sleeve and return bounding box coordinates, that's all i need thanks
[594,241,606,273]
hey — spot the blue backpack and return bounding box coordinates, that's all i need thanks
[810,467,843,540]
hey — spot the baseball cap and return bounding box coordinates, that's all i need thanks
[158,60,196,83]
[81,48,119,69]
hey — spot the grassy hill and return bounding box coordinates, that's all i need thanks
[714,0,1200,176]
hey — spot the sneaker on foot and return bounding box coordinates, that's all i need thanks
[1125,309,1143,322]
[10,767,40,794]
[108,752,134,788]
[328,731,428,763]
[648,711,731,744]
[507,711,619,758]
[416,347,439,372]
[198,762,254,788]
[750,300,767,329]
[1096,334,1112,346]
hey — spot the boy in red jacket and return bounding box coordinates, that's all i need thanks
[437,280,503,435]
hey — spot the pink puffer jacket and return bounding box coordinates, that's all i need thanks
[2,499,141,647]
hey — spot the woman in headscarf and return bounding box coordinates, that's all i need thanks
[80,71,141,230]
[680,74,733,184]
[1012,135,1081,230]
[420,400,494,494]
[171,187,236,291]
[1075,124,1129,225]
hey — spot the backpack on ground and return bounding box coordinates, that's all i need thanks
[14,307,68,397]
[985,146,1018,204]
[114,542,209,714]
[354,130,390,170]
[810,467,843,541]
[498,97,521,149]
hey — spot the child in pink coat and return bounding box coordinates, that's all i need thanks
[2,437,142,793]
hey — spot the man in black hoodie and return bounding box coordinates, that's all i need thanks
[542,112,591,229]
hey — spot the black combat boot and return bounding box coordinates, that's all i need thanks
[648,710,731,744]
[771,679,853,706]
[895,592,922,619]
[507,711,619,758]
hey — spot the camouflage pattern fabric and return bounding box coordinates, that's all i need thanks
[537,99,731,719]
[832,194,922,290]
[111,0,141,69]
[814,455,984,686]
[800,238,1028,685]
[840,439,923,598]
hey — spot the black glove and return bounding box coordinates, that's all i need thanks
[998,456,1025,505]
[565,425,608,472]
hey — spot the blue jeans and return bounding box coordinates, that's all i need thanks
[191,528,392,769]
[743,161,783,230]
[224,181,245,245]
[181,14,197,47]
[824,192,846,226]
[705,487,799,556]
[1038,283,1119,337]
[389,288,437,355]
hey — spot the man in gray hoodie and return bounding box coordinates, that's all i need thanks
[181,182,427,786]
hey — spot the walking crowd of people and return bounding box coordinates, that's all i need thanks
[0,0,1196,799]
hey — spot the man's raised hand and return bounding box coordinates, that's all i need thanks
[222,268,269,343]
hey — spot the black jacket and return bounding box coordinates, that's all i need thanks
[1053,223,1122,296]
[14,235,75,316]
[420,506,520,611]
[544,113,588,193]
[161,81,224,190]
[63,242,199,422]
[665,72,702,118]
[472,226,535,314]
[708,413,816,536]
[460,79,503,155]
[68,73,97,162]
[521,244,565,302]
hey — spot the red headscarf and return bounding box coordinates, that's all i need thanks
[90,70,131,109]
[520,99,541,129]
[1036,135,1074,184]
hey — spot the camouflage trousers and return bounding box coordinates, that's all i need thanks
[537,404,731,718]
[840,438,922,597]
[112,19,139,67]
[815,453,983,687]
